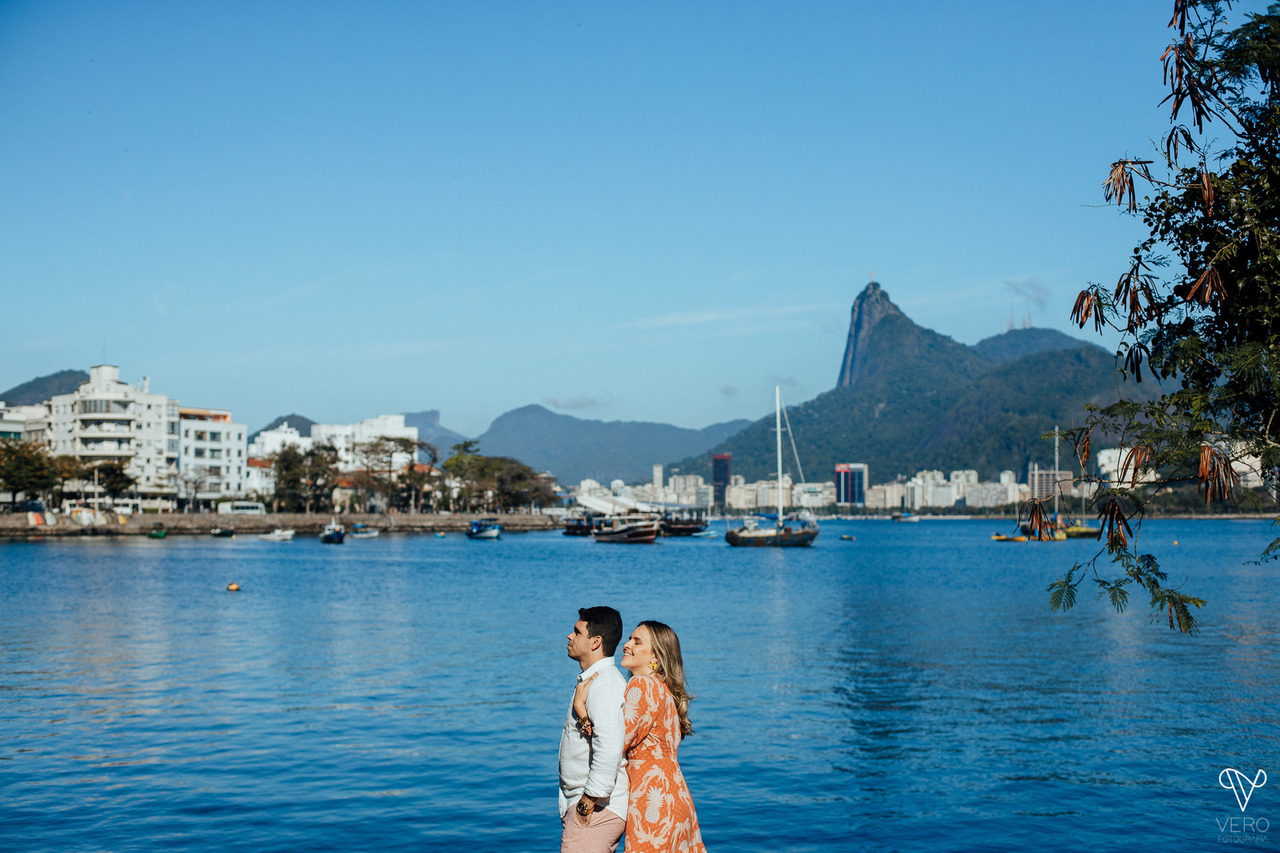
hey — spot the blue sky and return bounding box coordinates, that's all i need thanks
[0,1,1244,436]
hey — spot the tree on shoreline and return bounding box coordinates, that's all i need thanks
[1049,0,1280,633]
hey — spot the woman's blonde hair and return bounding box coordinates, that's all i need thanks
[639,620,694,739]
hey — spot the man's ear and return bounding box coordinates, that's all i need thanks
[589,635,602,651]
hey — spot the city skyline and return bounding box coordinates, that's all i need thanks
[3,1,1250,435]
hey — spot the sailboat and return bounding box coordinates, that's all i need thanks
[725,386,819,548]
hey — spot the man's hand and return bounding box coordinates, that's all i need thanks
[575,795,595,827]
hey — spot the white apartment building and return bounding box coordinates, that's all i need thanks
[724,482,757,509]
[178,407,249,506]
[45,365,180,508]
[247,421,314,458]
[792,482,837,508]
[0,403,49,442]
[245,457,276,500]
[865,481,907,510]
[311,414,419,472]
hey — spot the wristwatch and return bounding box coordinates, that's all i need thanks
[576,798,593,817]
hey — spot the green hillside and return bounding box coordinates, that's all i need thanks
[0,369,88,405]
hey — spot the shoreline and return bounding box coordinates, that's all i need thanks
[0,511,559,538]
[1,511,1271,538]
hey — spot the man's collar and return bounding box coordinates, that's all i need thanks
[577,656,617,681]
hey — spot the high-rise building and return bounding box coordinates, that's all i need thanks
[712,454,732,508]
[834,462,868,505]
[45,365,180,509]
[178,407,248,506]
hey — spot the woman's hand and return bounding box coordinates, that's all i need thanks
[573,674,597,737]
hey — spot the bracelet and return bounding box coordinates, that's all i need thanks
[576,798,593,817]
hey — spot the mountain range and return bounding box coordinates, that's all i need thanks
[7,284,1140,488]
[674,280,1151,484]
[475,405,751,484]
[1,370,88,406]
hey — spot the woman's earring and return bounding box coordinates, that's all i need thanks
[648,661,660,673]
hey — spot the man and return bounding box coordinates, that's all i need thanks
[559,606,628,853]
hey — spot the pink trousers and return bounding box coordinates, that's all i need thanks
[560,807,625,853]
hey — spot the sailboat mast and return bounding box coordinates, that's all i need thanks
[775,385,783,522]
[1054,425,1060,520]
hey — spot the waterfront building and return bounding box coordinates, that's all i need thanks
[177,407,248,507]
[247,421,314,458]
[963,481,1019,508]
[1028,462,1074,501]
[834,462,868,506]
[712,454,732,508]
[865,481,907,510]
[244,457,275,500]
[793,482,837,508]
[311,414,419,472]
[652,464,663,491]
[0,403,48,443]
[724,482,757,510]
[45,365,179,509]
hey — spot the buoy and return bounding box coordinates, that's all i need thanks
[1173,540,1179,546]
[227,582,240,592]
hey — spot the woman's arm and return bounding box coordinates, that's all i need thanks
[573,673,597,736]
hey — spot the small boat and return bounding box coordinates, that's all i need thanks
[466,518,503,540]
[726,387,818,548]
[1062,524,1100,538]
[320,519,345,544]
[349,523,380,539]
[434,531,446,538]
[660,509,709,537]
[840,534,855,541]
[690,530,716,538]
[891,512,921,523]
[991,533,1028,542]
[259,528,295,541]
[147,527,167,539]
[562,512,603,536]
[593,515,662,544]
[210,527,236,538]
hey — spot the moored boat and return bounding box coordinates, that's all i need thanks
[147,527,167,540]
[725,514,818,547]
[259,528,295,541]
[593,515,662,544]
[466,518,503,540]
[349,523,380,539]
[320,519,345,544]
[562,511,603,536]
[726,386,819,548]
[210,527,236,538]
[660,508,709,537]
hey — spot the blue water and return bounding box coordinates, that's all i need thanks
[1,519,1277,851]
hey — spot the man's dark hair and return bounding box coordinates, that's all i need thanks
[578,606,623,656]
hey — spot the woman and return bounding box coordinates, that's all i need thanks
[575,620,706,853]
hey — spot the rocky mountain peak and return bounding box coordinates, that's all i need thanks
[836,280,904,388]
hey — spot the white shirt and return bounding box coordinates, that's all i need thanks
[558,656,628,820]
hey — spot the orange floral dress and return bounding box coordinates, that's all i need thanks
[622,674,706,852]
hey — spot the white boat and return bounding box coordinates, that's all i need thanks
[349,523,380,539]
[726,386,819,548]
[259,528,295,541]
[466,518,503,539]
[592,515,662,544]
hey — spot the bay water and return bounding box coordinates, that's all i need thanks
[1,519,1277,851]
